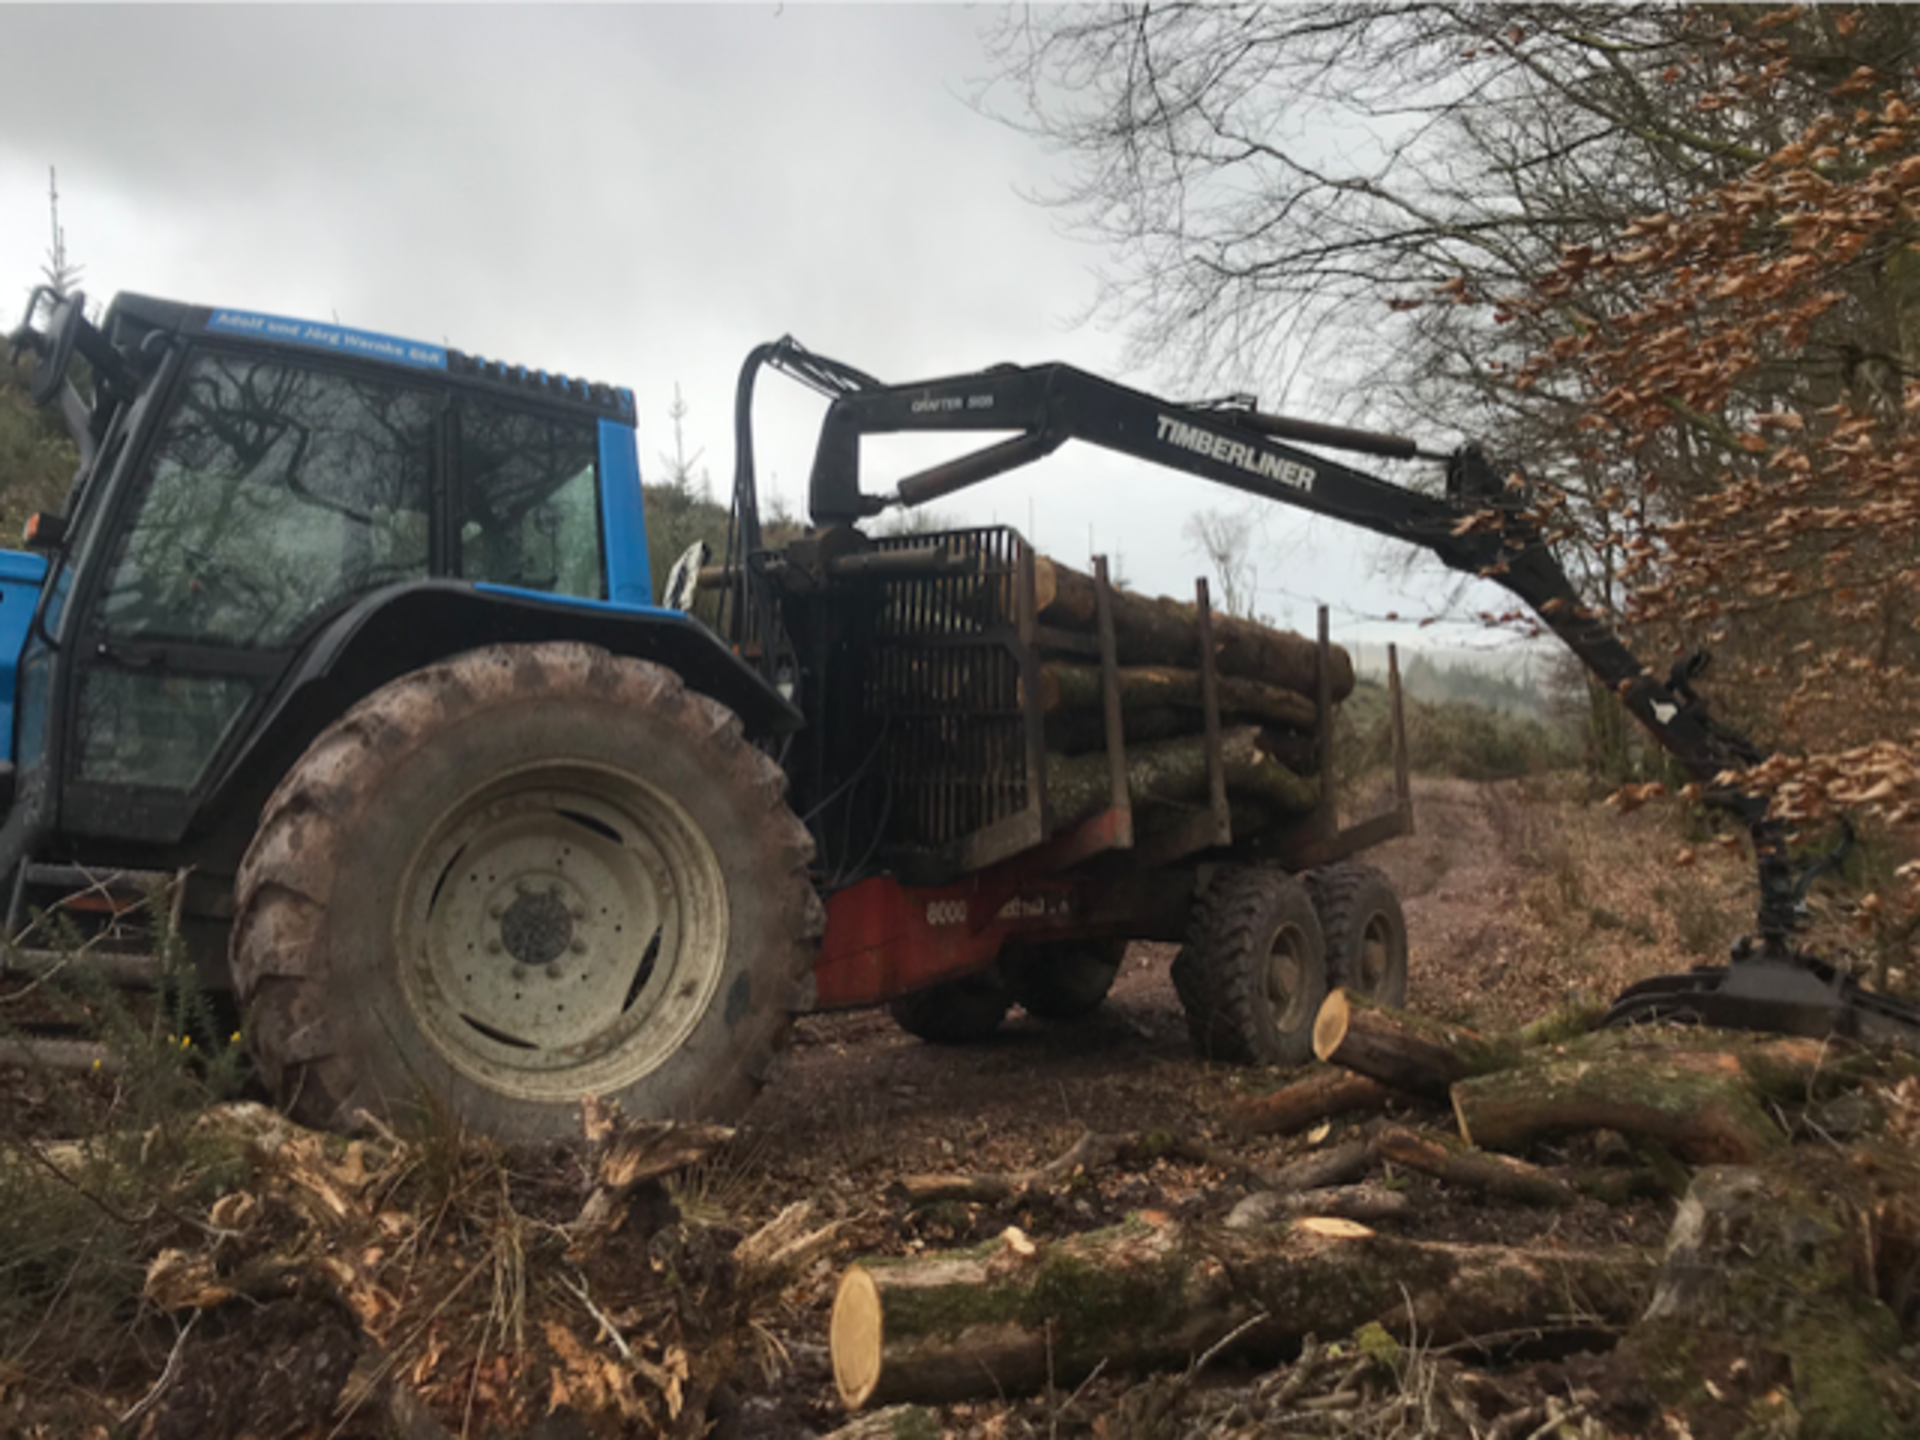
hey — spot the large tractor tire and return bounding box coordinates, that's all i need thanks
[231,643,822,1144]
[1004,939,1126,1021]
[887,970,1012,1044]
[1170,867,1328,1067]
[1305,863,1409,1008]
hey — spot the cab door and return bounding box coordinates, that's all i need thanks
[56,347,437,844]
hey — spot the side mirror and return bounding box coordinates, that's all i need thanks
[28,290,87,409]
[22,513,68,551]
[662,539,711,611]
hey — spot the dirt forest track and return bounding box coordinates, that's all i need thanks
[715,775,1779,1434]
[743,774,1753,1186]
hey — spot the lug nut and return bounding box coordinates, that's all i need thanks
[546,962,564,979]
[512,964,528,981]
[485,939,503,955]
[569,939,587,955]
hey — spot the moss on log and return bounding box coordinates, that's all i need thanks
[830,1214,1653,1408]
[1045,725,1317,831]
[1451,1049,1787,1164]
[1623,1154,1916,1439]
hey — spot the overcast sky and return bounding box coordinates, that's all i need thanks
[0,4,1538,663]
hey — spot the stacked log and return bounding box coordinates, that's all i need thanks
[1026,557,1350,838]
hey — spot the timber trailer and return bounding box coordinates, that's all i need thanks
[5,289,1917,1143]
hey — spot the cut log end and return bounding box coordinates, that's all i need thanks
[831,1265,885,1410]
[1312,988,1352,1063]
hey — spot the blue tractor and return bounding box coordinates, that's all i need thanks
[2,290,820,1142]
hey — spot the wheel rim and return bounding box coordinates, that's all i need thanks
[1358,912,1393,993]
[1264,920,1315,1032]
[396,760,728,1101]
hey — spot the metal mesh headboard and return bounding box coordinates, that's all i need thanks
[861,526,1046,872]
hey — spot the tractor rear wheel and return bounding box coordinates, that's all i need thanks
[1305,864,1408,1007]
[1171,867,1327,1066]
[1004,939,1125,1020]
[231,643,821,1143]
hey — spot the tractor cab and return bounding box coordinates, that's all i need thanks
[0,291,784,932]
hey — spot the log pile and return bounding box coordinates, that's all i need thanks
[827,994,1920,1425]
[1025,557,1351,837]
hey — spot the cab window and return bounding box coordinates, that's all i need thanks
[94,352,433,647]
[456,399,603,600]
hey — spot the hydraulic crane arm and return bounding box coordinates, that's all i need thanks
[802,357,1760,836]
[740,342,1920,1048]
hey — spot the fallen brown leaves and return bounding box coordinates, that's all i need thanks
[27,1097,849,1440]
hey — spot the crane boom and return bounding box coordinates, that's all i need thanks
[729,340,1920,1048]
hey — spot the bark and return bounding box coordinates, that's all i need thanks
[1033,557,1354,700]
[890,1130,1227,1209]
[1035,663,1320,731]
[1451,1050,1788,1165]
[1045,725,1317,831]
[1224,1068,1409,1137]
[1044,703,1193,756]
[568,1106,733,1243]
[1312,991,1511,1101]
[1259,1139,1374,1194]
[815,1407,942,1440]
[1225,1183,1412,1230]
[1373,1125,1575,1208]
[829,1215,1653,1408]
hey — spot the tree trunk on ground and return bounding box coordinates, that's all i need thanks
[1225,1068,1410,1137]
[890,1130,1229,1209]
[1373,1125,1575,1208]
[1034,663,1321,731]
[1451,1050,1788,1165]
[1045,725,1317,830]
[1033,557,1354,700]
[829,1215,1654,1408]
[1312,991,1511,1100]
[1259,1139,1374,1194]
[1226,1183,1412,1229]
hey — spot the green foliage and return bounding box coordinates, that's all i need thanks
[0,355,79,543]
[1341,677,1579,783]
[1397,652,1550,719]
[0,882,252,1387]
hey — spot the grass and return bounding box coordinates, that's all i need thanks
[0,880,254,1408]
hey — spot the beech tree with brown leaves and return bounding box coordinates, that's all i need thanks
[1495,8,1920,959]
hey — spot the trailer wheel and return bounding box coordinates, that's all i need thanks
[1305,864,1408,1008]
[1004,940,1125,1020]
[1171,868,1327,1066]
[887,971,1011,1044]
[231,643,821,1144]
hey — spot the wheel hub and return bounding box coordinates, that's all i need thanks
[1266,926,1310,1029]
[499,885,576,970]
[397,764,727,1097]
